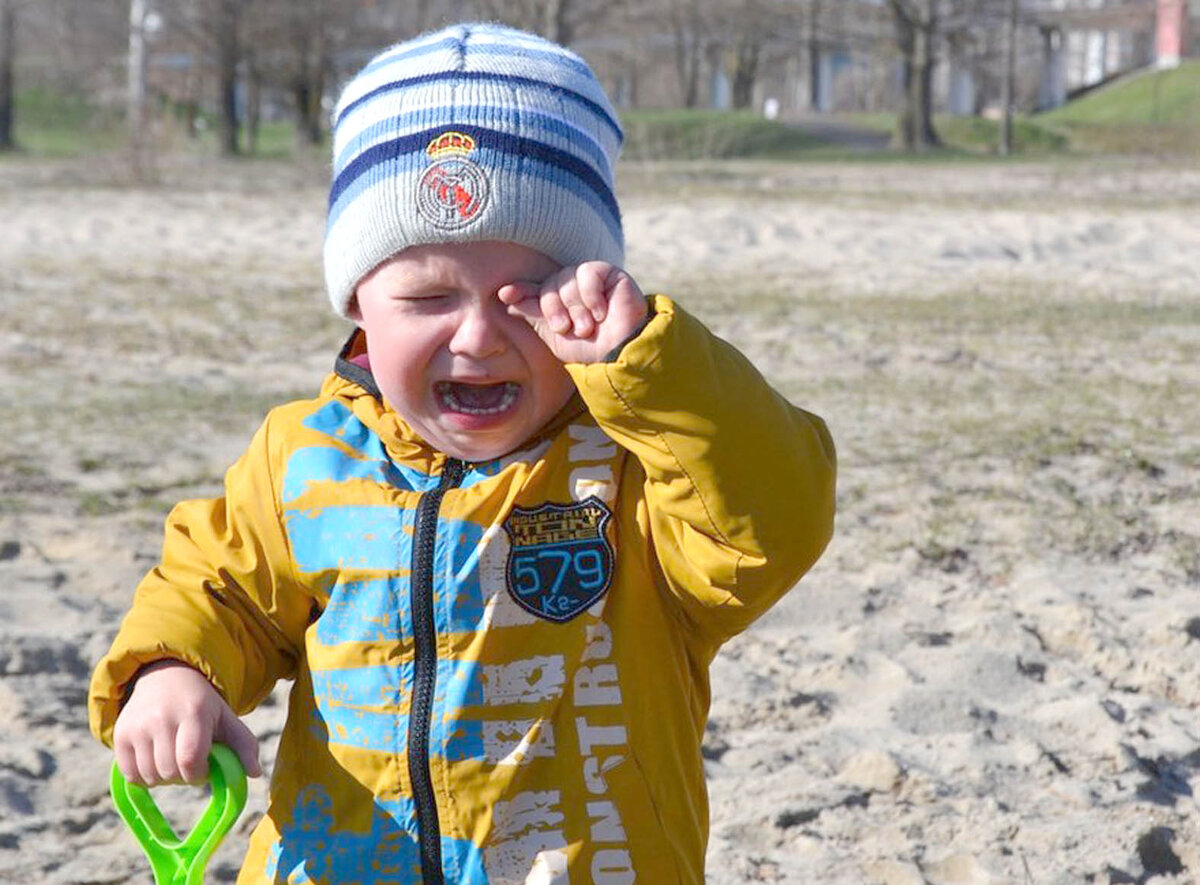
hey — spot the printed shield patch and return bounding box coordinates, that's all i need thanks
[504,497,614,623]
[416,131,490,230]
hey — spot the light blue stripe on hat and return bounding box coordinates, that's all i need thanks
[335,70,622,142]
[355,34,462,80]
[355,31,597,85]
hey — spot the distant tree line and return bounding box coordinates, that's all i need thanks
[0,0,1119,156]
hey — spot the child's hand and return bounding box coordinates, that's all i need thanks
[498,262,648,365]
[112,660,262,786]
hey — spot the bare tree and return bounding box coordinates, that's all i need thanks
[888,0,942,151]
[127,0,155,172]
[290,0,333,147]
[998,0,1017,154]
[153,0,249,155]
[661,0,709,107]
[729,3,765,109]
[721,0,796,110]
[468,0,635,46]
[0,0,16,150]
[471,0,563,40]
[243,0,333,148]
[806,0,824,110]
[213,0,243,155]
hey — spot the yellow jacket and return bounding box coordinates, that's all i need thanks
[89,295,835,884]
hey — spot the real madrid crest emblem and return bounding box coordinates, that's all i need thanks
[503,497,614,623]
[416,131,490,230]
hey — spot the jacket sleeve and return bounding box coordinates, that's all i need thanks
[565,294,836,645]
[88,413,314,746]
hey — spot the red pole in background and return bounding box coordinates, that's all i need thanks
[1156,0,1189,68]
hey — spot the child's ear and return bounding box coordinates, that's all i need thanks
[346,293,363,325]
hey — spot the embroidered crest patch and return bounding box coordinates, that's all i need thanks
[416,131,490,230]
[504,497,614,623]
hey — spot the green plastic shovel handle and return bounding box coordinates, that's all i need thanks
[110,744,248,885]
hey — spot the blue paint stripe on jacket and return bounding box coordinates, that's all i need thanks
[267,786,487,885]
[265,785,424,883]
[312,662,412,753]
[312,659,484,760]
[334,70,622,142]
[315,578,411,646]
[283,446,426,503]
[285,505,412,573]
[431,518,488,633]
[311,511,489,646]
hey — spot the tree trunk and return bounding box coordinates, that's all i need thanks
[183,53,199,139]
[731,40,760,109]
[216,0,240,156]
[287,9,326,148]
[0,0,15,151]
[914,10,939,148]
[890,0,941,152]
[292,77,323,146]
[806,0,823,111]
[128,0,153,175]
[244,50,260,155]
[999,0,1017,155]
[892,10,915,147]
[672,9,702,108]
[542,0,570,44]
[293,46,325,146]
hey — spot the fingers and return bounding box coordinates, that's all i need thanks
[113,734,142,785]
[217,705,263,778]
[503,263,614,339]
[496,280,538,307]
[573,262,611,323]
[127,737,159,787]
[499,262,646,364]
[175,715,214,784]
[549,263,613,338]
[153,725,184,784]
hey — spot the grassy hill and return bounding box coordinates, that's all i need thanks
[1036,60,1200,155]
[1040,60,1200,126]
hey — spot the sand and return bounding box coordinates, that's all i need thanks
[0,153,1198,884]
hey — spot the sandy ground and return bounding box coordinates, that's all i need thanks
[1,153,1199,885]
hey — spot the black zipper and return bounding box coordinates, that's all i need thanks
[408,457,466,885]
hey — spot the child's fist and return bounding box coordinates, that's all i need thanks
[112,659,262,786]
[498,262,648,365]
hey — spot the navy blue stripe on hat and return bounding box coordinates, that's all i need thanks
[333,105,613,185]
[335,70,623,144]
[329,125,621,230]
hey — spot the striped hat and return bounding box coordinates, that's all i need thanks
[324,22,625,317]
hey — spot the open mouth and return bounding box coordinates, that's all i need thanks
[435,380,520,416]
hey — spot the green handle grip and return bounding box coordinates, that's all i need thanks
[110,744,248,885]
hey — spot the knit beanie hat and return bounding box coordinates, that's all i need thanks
[324,22,625,318]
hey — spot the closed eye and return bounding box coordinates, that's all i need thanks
[394,290,456,309]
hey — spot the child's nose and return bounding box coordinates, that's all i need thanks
[448,300,507,358]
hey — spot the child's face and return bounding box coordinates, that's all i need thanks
[350,241,575,461]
